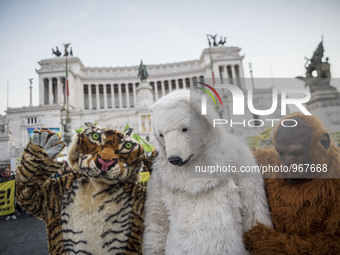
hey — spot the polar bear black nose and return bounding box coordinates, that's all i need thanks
[168,156,183,166]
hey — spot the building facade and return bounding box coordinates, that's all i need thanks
[2,43,338,165]
[1,46,248,162]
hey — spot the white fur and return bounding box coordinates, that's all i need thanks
[144,90,272,254]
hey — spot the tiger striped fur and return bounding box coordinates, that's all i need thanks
[16,124,146,255]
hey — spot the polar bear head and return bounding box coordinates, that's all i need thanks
[150,89,259,193]
[150,89,222,167]
[150,90,193,167]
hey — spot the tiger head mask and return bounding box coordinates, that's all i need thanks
[68,123,144,184]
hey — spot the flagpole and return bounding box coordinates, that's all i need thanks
[209,49,215,85]
[249,63,255,89]
[29,78,33,106]
[63,43,72,146]
[207,37,215,85]
[66,52,69,111]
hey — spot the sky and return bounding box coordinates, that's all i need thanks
[0,0,339,115]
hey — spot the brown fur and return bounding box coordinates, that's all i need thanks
[243,113,340,254]
[16,126,146,255]
[16,143,81,254]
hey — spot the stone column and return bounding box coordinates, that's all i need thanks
[231,65,236,86]
[169,80,173,92]
[111,84,115,109]
[88,85,93,110]
[57,77,62,105]
[39,77,44,105]
[154,82,159,101]
[96,84,100,109]
[126,84,130,108]
[133,83,137,107]
[188,77,192,89]
[223,66,229,84]
[239,63,246,89]
[103,84,108,109]
[161,81,165,97]
[118,84,123,108]
[49,78,53,105]
[214,66,220,83]
[182,79,186,90]
[175,79,179,90]
[81,83,86,110]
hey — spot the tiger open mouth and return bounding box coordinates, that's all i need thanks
[75,124,144,183]
[95,157,118,173]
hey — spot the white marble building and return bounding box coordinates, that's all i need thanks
[1,44,338,165]
[0,46,247,162]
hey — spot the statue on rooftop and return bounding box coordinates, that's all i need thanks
[305,41,330,78]
[52,46,62,57]
[219,36,227,46]
[207,34,227,47]
[63,43,71,57]
[210,34,218,46]
[138,60,148,82]
[299,40,333,92]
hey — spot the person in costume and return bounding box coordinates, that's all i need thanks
[244,113,340,254]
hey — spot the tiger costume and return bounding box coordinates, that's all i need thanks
[16,123,146,255]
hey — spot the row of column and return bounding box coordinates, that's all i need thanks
[84,77,204,110]
[42,68,242,109]
[218,64,241,87]
[84,83,137,110]
[42,77,65,106]
[150,76,204,101]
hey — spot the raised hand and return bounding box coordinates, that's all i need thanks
[32,128,65,158]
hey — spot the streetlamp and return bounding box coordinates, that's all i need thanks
[249,63,255,89]
[29,78,33,107]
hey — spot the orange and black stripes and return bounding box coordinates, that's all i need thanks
[16,126,147,255]
[16,141,81,254]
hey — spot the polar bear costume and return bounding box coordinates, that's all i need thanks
[143,90,272,254]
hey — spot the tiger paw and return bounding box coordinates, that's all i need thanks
[32,128,65,158]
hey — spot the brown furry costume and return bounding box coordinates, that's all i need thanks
[244,113,340,254]
[16,126,146,254]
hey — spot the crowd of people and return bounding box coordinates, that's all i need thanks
[0,160,73,220]
[0,167,15,182]
[0,167,19,220]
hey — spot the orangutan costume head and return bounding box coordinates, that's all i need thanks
[273,113,340,180]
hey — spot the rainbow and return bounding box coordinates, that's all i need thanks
[197,82,222,106]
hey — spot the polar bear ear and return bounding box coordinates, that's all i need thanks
[124,128,133,138]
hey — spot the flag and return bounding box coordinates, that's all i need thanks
[139,171,150,187]
[212,70,215,85]
[66,61,69,97]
